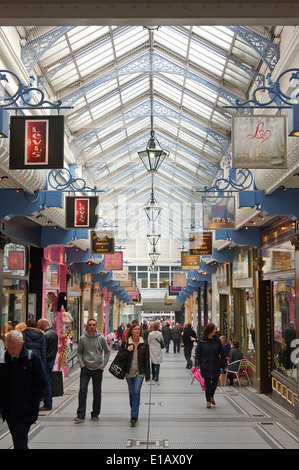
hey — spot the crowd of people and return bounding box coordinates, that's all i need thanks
[0,316,246,448]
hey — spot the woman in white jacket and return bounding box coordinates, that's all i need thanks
[148,322,164,381]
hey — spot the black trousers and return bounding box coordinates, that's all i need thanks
[204,377,218,402]
[184,346,193,368]
[6,416,31,449]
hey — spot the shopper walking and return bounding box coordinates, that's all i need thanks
[74,318,110,423]
[37,318,58,411]
[148,322,163,381]
[171,323,181,353]
[182,323,197,369]
[0,330,48,449]
[162,322,172,352]
[22,318,47,367]
[117,323,150,426]
[195,323,227,408]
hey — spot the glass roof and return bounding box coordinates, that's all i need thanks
[18,24,273,245]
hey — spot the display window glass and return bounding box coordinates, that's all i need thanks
[273,280,297,380]
[2,279,27,325]
[245,288,256,361]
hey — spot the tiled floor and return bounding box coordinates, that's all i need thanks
[1,349,299,450]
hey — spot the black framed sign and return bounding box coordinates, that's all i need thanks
[65,196,98,229]
[9,115,64,169]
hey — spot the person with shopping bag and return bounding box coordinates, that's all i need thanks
[195,323,227,409]
[117,323,150,426]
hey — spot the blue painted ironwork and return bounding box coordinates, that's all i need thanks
[0,70,69,110]
[225,68,299,109]
[47,168,102,192]
[202,168,254,192]
[226,26,280,72]
[60,51,245,111]
[70,98,231,158]
[21,27,76,72]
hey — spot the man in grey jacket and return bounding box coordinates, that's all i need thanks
[74,318,110,423]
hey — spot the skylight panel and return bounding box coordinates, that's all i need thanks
[155,27,189,57]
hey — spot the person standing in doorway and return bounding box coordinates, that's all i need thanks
[195,323,227,409]
[74,318,110,423]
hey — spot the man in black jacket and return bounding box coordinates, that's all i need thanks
[0,330,48,449]
[182,323,197,369]
[37,318,59,411]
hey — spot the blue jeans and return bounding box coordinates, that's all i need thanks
[151,362,160,379]
[126,375,144,420]
[173,338,180,353]
[77,367,103,419]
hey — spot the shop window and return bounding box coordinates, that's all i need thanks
[45,263,59,287]
[2,279,27,325]
[273,280,296,380]
[245,288,256,361]
[137,272,148,288]
[159,272,170,288]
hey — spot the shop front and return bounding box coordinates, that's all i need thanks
[232,246,258,387]
[261,219,297,412]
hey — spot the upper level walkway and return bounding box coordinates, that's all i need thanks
[1,347,299,451]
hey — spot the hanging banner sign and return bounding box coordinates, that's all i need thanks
[90,230,114,254]
[9,115,64,169]
[232,115,287,169]
[104,252,123,270]
[172,272,186,287]
[66,196,98,229]
[203,196,235,229]
[181,251,200,270]
[189,232,212,255]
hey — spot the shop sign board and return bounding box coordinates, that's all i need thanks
[65,196,98,229]
[189,231,212,255]
[9,115,64,169]
[203,196,235,230]
[90,230,114,254]
[232,115,287,169]
[104,252,123,270]
[181,251,200,270]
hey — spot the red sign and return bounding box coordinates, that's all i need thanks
[75,198,89,227]
[25,120,49,165]
[8,251,24,270]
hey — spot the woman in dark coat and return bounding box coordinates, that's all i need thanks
[195,323,227,408]
[22,318,46,367]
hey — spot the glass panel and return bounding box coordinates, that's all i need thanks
[2,279,27,325]
[273,280,297,381]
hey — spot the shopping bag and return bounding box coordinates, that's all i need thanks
[51,370,64,397]
[108,352,127,380]
[192,367,206,391]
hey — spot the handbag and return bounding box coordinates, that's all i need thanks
[156,337,164,349]
[108,351,127,380]
[192,366,206,391]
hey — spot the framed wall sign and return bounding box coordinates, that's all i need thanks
[203,196,235,229]
[66,196,98,229]
[9,115,64,169]
[232,115,287,169]
[104,252,123,270]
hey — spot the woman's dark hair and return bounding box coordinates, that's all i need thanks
[202,322,216,339]
[232,340,239,348]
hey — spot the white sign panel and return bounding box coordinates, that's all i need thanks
[232,115,287,169]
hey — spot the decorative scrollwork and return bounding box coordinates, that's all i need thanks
[204,168,254,192]
[233,68,299,109]
[48,168,98,192]
[0,70,66,109]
